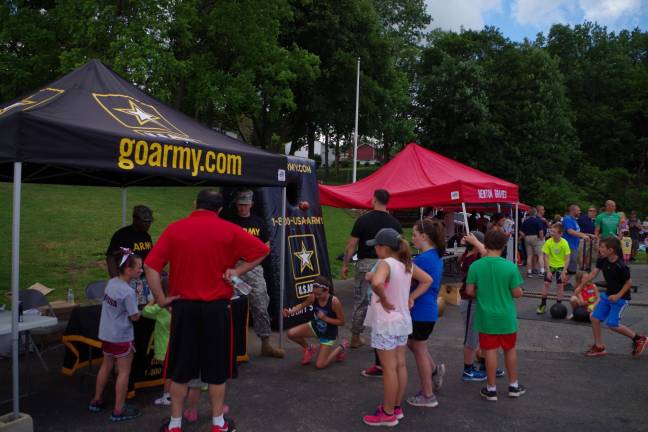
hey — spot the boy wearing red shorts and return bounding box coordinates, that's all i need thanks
[466,230,525,402]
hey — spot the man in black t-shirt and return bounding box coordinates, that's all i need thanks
[106,205,154,303]
[579,236,646,357]
[225,189,284,358]
[106,205,154,277]
[341,189,402,349]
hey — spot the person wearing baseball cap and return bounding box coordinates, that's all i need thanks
[223,189,284,359]
[362,227,432,426]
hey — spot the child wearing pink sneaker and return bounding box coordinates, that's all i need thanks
[362,228,432,427]
[182,379,229,424]
[284,276,348,369]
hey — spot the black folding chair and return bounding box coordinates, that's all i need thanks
[81,280,108,380]
[85,280,107,300]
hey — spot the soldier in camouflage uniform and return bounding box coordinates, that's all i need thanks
[341,189,402,349]
[228,190,284,358]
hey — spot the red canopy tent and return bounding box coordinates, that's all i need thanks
[319,143,524,261]
[319,143,519,209]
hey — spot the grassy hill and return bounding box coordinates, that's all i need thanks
[0,183,203,303]
[0,183,364,303]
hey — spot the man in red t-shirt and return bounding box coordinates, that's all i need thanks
[145,190,269,432]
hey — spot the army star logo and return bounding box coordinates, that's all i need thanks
[293,242,315,273]
[115,100,162,127]
[92,93,202,144]
[0,88,64,117]
[288,234,320,282]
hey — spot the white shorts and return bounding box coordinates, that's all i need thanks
[371,333,408,351]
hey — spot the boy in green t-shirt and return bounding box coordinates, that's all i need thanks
[537,223,571,314]
[466,229,524,402]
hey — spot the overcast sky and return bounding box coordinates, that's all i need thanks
[425,0,646,40]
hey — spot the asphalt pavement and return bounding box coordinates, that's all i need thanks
[1,263,647,432]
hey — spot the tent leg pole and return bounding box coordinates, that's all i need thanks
[278,187,287,349]
[121,188,128,227]
[515,203,519,264]
[419,207,423,221]
[11,161,22,420]
[461,202,470,234]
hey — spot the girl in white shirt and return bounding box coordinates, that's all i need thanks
[362,228,432,427]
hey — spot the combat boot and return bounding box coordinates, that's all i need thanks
[261,337,285,358]
[350,334,366,349]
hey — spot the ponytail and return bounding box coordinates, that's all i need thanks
[414,218,446,255]
[117,248,141,274]
[396,239,412,273]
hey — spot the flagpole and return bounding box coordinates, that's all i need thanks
[352,57,360,183]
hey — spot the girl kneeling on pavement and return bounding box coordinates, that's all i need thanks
[363,228,432,427]
[284,276,348,368]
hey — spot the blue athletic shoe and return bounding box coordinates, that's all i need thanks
[462,367,487,382]
[478,364,506,378]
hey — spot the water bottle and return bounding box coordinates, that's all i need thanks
[135,280,146,305]
[67,288,75,304]
[453,240,458,252]
[230,276,253,296]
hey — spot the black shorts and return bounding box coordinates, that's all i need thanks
[166,299,237,385]
[545,267,564,284]
[408,320,436,341]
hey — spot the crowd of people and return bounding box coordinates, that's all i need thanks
[88,188,647,430]
[517,200,647,358]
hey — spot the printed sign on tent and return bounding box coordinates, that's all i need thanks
[288,234,321,298]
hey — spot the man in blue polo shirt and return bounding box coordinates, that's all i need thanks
[563,204,592,286]
[578,207,596,235]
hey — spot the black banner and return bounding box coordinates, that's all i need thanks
[257,157,331,328]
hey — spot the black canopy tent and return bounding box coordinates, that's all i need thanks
[0,60,288,420]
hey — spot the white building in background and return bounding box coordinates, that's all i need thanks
[284,140,336,166]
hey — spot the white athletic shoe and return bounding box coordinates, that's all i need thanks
[154,395,171,406]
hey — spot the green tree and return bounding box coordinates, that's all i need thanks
[415,29,579,206]
[0,1,59,101]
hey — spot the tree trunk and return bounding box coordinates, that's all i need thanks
[307,123,315,159]
[324,126,330,180]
